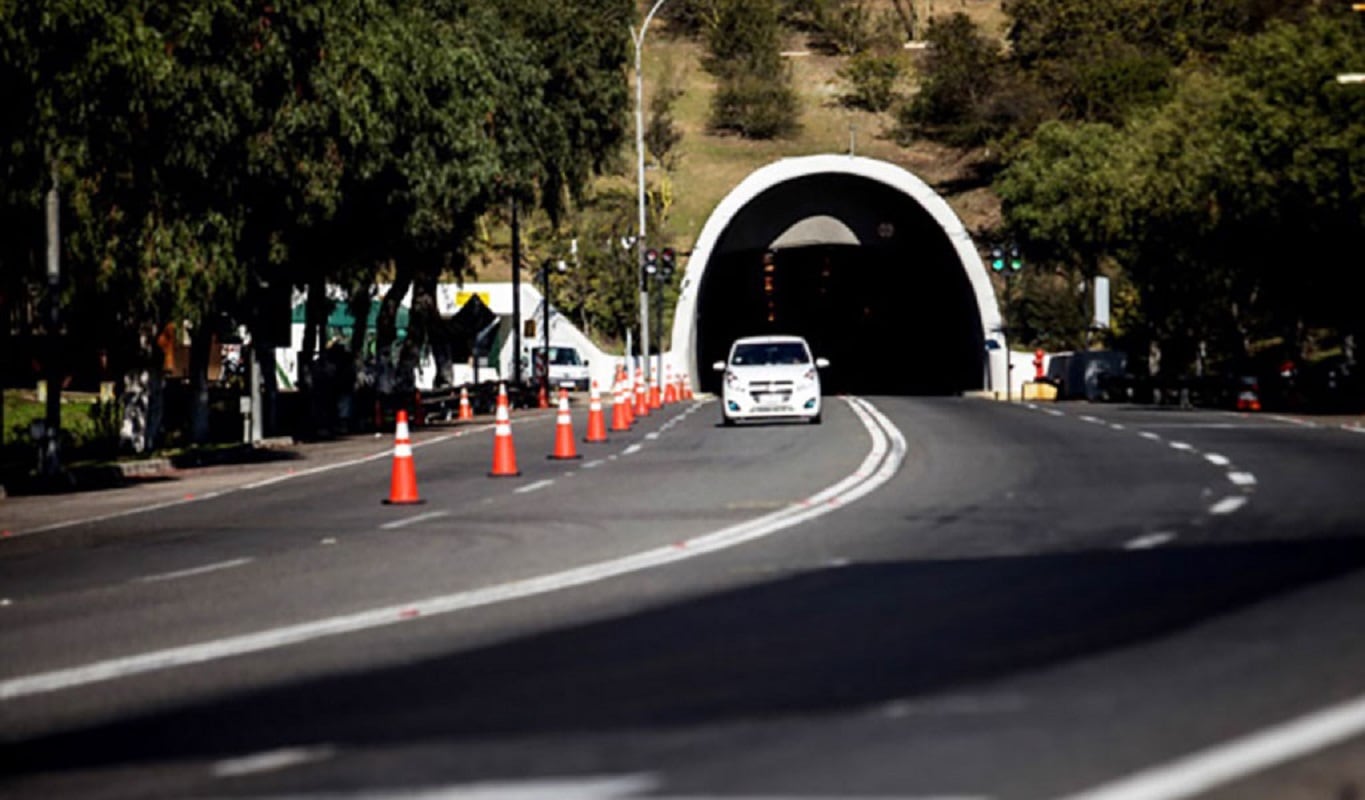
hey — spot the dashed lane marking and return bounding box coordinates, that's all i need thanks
[1124,532,1177,551]
[1209,496,1249,515]
[1203,453,1231,467]
[1168,441,1194,452]
[212,746,336,778]
[1227,471,1257,487]
[134,558,253,584]
[514,480,555,495]
[379,511,451,530]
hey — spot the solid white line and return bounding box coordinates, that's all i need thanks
[134,558,253,584]
[1203,453,1231,467]
[1124,532,1176,551]
[1227,471,1257,487]
[212,745,336,778]
[1209,496,1249,515]
[379,511,451,530]
[514,480,555,494]
[0,398,904,702]
[1053,692,1365,800]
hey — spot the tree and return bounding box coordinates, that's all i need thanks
[704,0,802,139]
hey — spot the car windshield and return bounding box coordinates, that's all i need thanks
[731,342,809,366]
[540,347,583,366]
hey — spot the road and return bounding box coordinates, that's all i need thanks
[3,396,1365,799]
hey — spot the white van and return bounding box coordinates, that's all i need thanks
[524,345,591,391]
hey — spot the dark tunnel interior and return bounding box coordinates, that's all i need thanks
[694,174,985,395]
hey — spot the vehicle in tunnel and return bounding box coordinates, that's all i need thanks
[714,335,828,426]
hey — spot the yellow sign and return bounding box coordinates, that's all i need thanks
[456,291,491,308]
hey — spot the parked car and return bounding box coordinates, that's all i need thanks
[712,335,828,426]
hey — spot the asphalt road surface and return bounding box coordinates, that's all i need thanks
[4,396,1365,800]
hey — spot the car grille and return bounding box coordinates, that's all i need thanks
[748,380,794,401]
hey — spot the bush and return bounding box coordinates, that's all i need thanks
[839,52,903,112]
[708,73,802,139]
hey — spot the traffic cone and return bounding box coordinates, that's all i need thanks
[488,383,521,477]
[549,388,582,460]
[648,374,662,410]
[458,386,474,421]
[382,410,423,505]
[611,367,632,432]
[681,371,693,401]
[663,364,677,404]
[537,382,549,409]
[585,380,608,443]
[623,364,636,426]
[634,367,650,418]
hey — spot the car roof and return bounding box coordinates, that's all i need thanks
[730,335,809,346]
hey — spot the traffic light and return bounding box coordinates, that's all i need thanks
[1009,246,1023,272]
[990,247,1005,272]
[643,247,659,275]
[660,247,675,280]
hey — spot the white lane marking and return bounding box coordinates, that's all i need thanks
[379,511,451,531]
[0,398,903,702]
[1044,408,1065,417]
[1080,415,1104,424]
[212,745,336,778]
[1270,414,1319,428]
[623,443,644,455]
[1203,453,1231,467]
[1053,691,1365,800]
[1125,532,1176,551]
[1209,496,1249,515]
[1344,424,1365,435]
[1109,423,1126,431]
[134,558,253,584]
[16,430,483,536]
[1227,471,1257,487]
[1168,441,1194,452]
[514,480,555,495]
[1139,431,1162,441]
[583,460,605,469]
[645,432,661,440]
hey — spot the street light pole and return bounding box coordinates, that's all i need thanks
[631,0,669,388]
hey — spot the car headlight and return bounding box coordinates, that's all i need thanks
[799,368,818,387]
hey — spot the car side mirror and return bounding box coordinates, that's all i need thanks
[712,360,726,372]
[815,357,830,369]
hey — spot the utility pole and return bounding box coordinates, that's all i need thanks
[631,0,670,388]
[510,197,522,388]
[42,163,62,476]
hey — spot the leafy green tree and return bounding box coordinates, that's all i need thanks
[704,0,801,139]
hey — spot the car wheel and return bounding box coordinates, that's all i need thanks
[722,414,736,427]
[809,413,822,425]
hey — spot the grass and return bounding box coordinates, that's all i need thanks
[2,389,107,449]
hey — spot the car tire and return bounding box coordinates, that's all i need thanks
[722,414,736,427]
[809,413,822,425]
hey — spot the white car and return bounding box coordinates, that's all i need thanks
[713,335,829,425]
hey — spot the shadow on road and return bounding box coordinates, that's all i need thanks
[7,537,1365,780]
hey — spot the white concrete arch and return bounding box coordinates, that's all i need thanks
[670,154,1006,391]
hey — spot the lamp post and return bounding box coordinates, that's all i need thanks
[540,258,568,400]
[631,0,670,390]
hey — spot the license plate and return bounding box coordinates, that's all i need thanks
[753,405,789,413]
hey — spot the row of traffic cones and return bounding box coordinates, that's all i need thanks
[387,367,693,503]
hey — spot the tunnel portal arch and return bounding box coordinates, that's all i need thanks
[671,154,1006,395]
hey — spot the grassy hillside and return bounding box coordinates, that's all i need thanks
[646,1,1009,252]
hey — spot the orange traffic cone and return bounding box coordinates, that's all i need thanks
[611,367,632,432]
[585,380,608,443]
[634,367,650,418]
[383,410,423,505]
[681,371,693,401]
[549,388,582,459]
[537,382,549,409]
[648,374,662,410]
[488,383,521,477]
[623,364,636,426]
[663,364,678,404]
[458,386,473,421]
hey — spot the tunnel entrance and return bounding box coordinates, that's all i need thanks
[673,157,1002,396]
